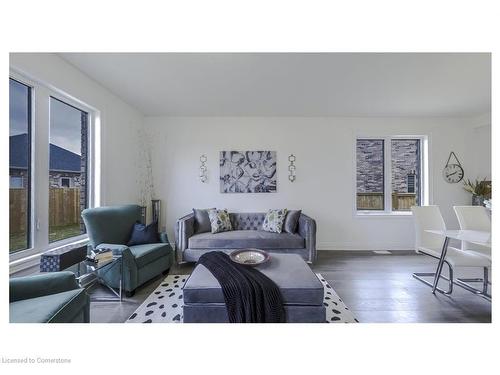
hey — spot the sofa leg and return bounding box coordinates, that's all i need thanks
[162,268,170,276]
[125,290,135,298]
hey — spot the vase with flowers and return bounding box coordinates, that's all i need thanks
[463,178,491,206]
[137,125,156,224]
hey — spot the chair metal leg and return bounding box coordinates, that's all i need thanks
[412,258,453,295]
[432,237,450,294]
[454,267,491,301]
[413,250,491,301]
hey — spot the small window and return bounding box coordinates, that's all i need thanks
[407,173,416,194]
[356,139,385,210]
[391,139,421,211]
[60,177,71,188]
[10,176,24,189]
[357,136,425,213]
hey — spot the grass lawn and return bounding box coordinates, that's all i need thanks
[49,224,82,243]
[9,232,27,253]
[10,224,82,253]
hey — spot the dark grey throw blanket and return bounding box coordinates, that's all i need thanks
[197,251,285,323]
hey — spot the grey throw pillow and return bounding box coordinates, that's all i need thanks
[193,208,215,233]
[283,210,302,234]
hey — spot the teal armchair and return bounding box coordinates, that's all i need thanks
[10,271,90,323]
[81,205,173,296]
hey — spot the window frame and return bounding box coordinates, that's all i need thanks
[49,91,98,215]
[355,138,386,211]
[354,134,429,217]
[9,69,100,265]
[9,77,33,253]
[48,94,89,243]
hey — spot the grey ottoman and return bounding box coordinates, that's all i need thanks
[183,253,325,323]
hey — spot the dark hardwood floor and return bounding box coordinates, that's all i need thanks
[15,250,490,323]
[87,250,491,323]
[315,251,491,323]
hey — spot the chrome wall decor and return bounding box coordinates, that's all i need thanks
[288,154,296,182]
[199,154,208,183]
[140,206,147,224]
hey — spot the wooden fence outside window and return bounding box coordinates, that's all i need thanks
[356,192,417,211]
[10,188,82,233]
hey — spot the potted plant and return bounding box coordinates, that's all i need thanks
[463,178,491,206]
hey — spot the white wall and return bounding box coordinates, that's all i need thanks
[467,113,491,180]
[9,53,144,206]
[145,115,491,250]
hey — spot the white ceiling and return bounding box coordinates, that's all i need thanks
[59,53,490,117]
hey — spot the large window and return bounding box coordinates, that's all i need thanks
[9,71,97,262]
[356,136,426,213]
[49,97,89,243]
[9,78,31,253]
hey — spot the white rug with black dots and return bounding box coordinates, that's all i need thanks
[126,273,358,323]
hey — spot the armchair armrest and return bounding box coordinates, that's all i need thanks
[10,271,79,303]
[297,213,317,263]
[175,213,195,263]
[95,243,135,267]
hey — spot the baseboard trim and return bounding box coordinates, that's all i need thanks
[317,242,413,251]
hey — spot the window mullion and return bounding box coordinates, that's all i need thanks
[33,86,51,253]
[384,136,392,213]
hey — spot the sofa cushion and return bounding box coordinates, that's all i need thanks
[127,221,159,246]
[208,209,233,234]
[230,213,266,230]
[188,230,304,249]
[10,289,87,323]
[193,208,214,234]
[129,243,171,268]
[283,210,302,234]
[262,208,288,233]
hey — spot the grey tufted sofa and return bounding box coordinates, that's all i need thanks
[175,212,317,264]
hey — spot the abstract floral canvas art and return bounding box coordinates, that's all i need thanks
[220,151,277,193]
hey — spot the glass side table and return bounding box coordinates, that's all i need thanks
[67,256,123,302]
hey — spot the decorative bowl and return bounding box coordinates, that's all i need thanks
[229,249,270,266]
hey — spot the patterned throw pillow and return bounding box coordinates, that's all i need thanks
[262,209,288,233]
[208,209,233,234]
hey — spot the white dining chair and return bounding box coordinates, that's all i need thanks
[453,206,491,260]
[453,205,492,296]
[411,205,490,295]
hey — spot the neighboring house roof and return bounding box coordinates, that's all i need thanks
[10,133,81,173]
